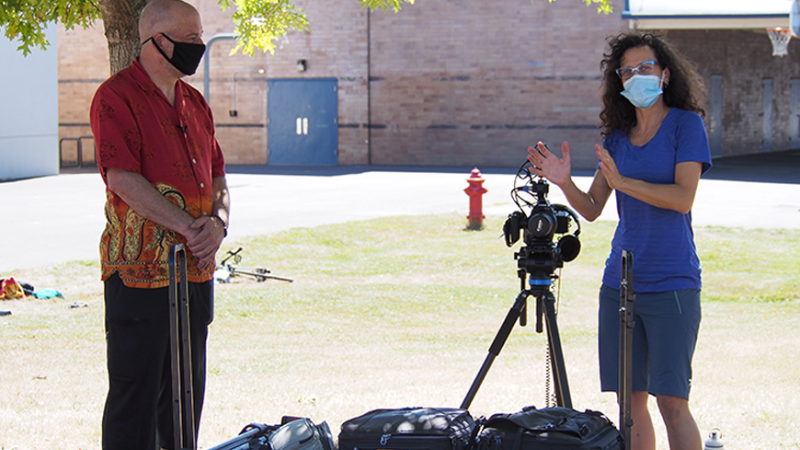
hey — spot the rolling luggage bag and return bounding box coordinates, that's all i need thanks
[475,406,623,450]
[171,245,332,450]
[338,407,477,450]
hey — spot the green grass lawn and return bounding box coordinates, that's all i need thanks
[1,213,798,449]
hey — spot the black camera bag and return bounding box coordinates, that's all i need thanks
[338,407,477,450]
[475,406,622,450]
[206,423,279,450]
[207,417,335,450]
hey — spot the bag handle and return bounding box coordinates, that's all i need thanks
[511,428,524,450]
[468,416,486,450]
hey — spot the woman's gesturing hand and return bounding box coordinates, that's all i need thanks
[526,141,572,187]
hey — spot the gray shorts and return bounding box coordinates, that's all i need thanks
[598,284,701,399]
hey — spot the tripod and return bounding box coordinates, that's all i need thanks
[217,247,293,283]
[461,268,571,410]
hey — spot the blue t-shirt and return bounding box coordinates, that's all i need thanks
[601,108,712,293]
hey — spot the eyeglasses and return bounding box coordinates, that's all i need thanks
[616,60,658,79]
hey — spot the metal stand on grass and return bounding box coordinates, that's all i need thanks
[619,250,635,450]
[169,244,197,450]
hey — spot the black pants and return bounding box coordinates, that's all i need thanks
[102,273,214,450]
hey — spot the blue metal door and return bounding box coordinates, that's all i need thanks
[267,78,338,165]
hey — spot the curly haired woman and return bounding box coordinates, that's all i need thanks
[527,32,711,450]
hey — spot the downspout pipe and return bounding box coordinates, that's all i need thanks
[203,33,236,101]
[366,9,372,165]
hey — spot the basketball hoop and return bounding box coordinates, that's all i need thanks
[767,27,792,57]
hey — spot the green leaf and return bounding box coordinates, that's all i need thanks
[0,0,100,55]
[542,0,613,14]
[221,0,415,56]
[359,0,415,12]
[222,0,309,56]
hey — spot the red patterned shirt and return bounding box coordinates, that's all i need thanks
[90,58,225,288]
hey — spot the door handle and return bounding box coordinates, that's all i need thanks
[296,117,309,135]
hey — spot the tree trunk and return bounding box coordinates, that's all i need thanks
[98,0,147,75]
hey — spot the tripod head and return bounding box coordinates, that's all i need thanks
[503,156,582,290]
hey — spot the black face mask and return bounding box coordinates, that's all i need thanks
[146,33,206,76]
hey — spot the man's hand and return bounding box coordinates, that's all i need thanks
[186,215,225,272]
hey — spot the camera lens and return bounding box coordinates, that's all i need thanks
[527,210,557,238]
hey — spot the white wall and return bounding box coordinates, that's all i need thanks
[0,24,59,181]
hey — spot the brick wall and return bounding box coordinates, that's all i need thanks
[59,0,370,166]
[665,29,800,157]
[366,0,626,168]
[58,21,107,165]
[58,0,800,169]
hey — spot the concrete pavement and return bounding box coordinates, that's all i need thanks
[1,153,799,273]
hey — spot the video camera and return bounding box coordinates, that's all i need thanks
[503,154,581,281]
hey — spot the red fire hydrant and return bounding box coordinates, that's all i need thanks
[464,167,488,229]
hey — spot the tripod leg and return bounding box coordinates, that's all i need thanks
[461,290,529,409]
[540,292,572,409]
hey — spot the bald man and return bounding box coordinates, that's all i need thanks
[89,1,229,448]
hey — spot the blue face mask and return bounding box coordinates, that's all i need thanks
[620,73,664,109]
